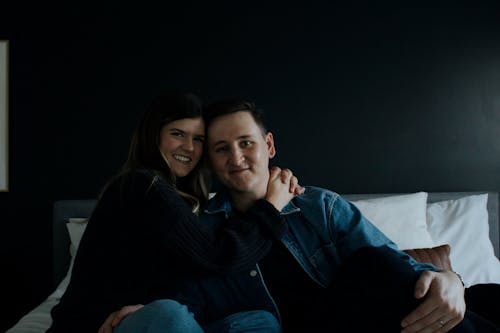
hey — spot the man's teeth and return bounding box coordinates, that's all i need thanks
[174,154,191,162]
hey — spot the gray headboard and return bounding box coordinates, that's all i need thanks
[52,192,499,288]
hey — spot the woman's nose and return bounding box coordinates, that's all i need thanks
[182,138,194,151]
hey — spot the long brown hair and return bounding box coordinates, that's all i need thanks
[113,92,210,212]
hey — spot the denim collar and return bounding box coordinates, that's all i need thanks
[203,188,301,216]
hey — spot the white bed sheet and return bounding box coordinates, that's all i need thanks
[6,266,70,333]
[6,297,58,333]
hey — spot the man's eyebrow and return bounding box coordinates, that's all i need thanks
[213,134,253,146]
[213,140,226,146]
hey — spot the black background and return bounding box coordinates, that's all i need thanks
[1,1,499,330]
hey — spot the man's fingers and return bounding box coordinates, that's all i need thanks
[401,300,436,329]
[402,313,461,333]
[414,270,433,299]
[401,272,436,328]
[439,316,462,333]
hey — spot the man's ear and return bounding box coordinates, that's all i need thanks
[266,132,276,158]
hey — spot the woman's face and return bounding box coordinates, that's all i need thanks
[159,117,205,178]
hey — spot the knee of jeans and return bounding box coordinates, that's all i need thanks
[246,310,279,322]
[228,310,280,332]
[148,299,190,318]
[115,299,201,333]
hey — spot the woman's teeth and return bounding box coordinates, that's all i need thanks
[174,154,191,162]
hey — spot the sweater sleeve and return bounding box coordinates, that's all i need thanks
[142,171,286,274]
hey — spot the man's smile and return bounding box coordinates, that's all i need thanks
[229,168,250,174]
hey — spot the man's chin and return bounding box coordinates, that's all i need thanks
[225,181,254,194]
[229,185,252,193]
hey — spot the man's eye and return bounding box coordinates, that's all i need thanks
[214,146,228,153]
[241,141,252,147]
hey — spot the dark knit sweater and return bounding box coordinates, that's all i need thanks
[47,169,285,333]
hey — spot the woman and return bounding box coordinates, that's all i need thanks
[47,92,299,333]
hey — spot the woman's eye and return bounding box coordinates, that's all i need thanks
[170,131,183,137]
[194,136,205,143]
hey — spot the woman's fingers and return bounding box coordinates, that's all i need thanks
[279,168,292,184]
[112,305,144,326]
[271,166,304,195]
[98,304,144,333]
[269,166,282,181]
[98,311,117,333]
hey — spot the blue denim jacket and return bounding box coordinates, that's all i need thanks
[190,186,436,323]
[204,186,435,285]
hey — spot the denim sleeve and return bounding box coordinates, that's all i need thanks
[328,194,437,274]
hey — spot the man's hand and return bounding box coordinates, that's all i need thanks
[401,270,465,333]
[98,304,143,333]
[265,166,304,211]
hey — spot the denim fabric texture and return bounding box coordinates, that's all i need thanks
[198,186,437,320]
[113,299,280,333]
[204,310,281,333]
[205,186,436,286]
[113,300,203,333]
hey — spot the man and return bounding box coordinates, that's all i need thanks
[192,98,498,332]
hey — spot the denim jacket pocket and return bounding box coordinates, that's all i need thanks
[309,242,339,286]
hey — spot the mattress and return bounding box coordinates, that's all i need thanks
[6,191,500,332]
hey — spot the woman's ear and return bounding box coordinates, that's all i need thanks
[266,132,276,159]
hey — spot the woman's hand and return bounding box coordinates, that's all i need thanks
[265,166,304,211]
[98,304,143,333]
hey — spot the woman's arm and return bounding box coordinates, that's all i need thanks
[137,168,295,273]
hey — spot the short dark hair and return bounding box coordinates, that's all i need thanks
[203,98,268,136]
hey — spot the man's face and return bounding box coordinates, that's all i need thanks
[207,111,276,198]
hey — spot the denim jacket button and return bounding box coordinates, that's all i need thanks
[249,270,257,277]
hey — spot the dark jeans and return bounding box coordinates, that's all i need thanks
[323,246,500,333]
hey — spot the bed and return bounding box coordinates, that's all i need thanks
[6,191,500,332]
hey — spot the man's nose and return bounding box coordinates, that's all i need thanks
[229,149,244,165]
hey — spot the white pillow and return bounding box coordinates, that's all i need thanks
[66,218,88,257]
[54,217,89,298]
[427,194,500,287]
[351,192,435,250]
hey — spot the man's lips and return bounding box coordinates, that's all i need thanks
[229,168,250,174]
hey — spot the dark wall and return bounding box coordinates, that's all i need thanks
[1,2,500,330]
